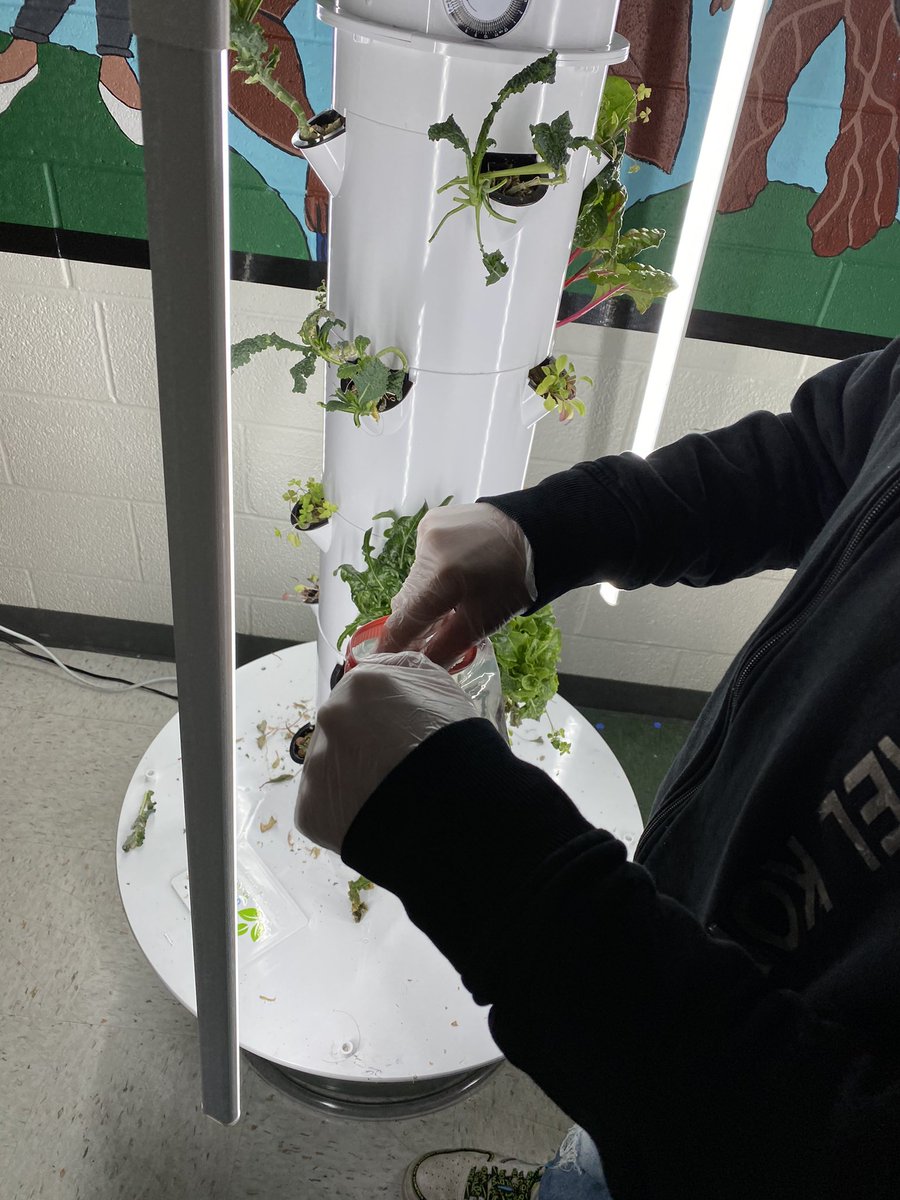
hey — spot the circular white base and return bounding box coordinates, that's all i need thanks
[244,1052,503,1121]
[117,643,641,1094]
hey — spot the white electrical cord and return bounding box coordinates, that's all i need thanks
[0,623,178,694]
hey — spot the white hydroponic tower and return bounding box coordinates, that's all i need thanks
[302,0,628,698]
[121,0,642,1125]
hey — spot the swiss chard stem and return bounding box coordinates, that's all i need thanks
[555,284,627,329]
[564,250,601,288]
[563,266,592,288]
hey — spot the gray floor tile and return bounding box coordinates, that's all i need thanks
[0,1016,240,1200]
[0,650,575,1200]
[0,706,164,852]
[0,837,192,1036]
[226,1060,568,1200]
[0,647,179,729]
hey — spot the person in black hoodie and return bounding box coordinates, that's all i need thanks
[297,339,900,1200]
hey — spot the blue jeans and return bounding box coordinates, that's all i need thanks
[538,1126,614,1200]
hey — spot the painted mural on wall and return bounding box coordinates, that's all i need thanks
[0,0,331,260]
[0,1,897,335]
[608,0,900,336]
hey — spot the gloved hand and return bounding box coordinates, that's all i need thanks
[295,651,479,854]
[379,502,537,667]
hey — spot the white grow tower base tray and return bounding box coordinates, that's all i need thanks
[117,642,642,1119]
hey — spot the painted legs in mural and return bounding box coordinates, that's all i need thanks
[0,0,141,142]
[716,0,900,255]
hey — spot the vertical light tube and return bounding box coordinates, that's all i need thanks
[600,0,769,608]
[130,0,239,1124]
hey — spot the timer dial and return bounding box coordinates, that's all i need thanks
[444,0,530,41]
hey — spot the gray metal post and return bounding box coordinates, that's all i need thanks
[130,0,239,1125]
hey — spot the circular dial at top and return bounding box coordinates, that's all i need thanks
[444,0,530,40]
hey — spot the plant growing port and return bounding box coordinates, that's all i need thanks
[229,0,343,145]
[529,354,592,423]
[275,478,337,548]
[232,284,410,427]
[559,76,675,327]
[429,50,608,285]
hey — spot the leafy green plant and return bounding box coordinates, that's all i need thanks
[560,78,675,327]
[530,354,592,423]
[237,906,264,942]
[428,51,607,285]
[336,501,568,751]
[229,1,342,144]
[490,607,561,725]
[325,351,409,427]
[289,574,319,604]
[548,728,572,754]
[122,789,156,852]
[334,498,453,648]
[232,284,409,427]
[275,478,337,547]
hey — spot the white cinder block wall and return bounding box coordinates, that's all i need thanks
[0,251,838,694]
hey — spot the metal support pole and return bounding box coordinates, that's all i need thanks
[130,0,239,1125]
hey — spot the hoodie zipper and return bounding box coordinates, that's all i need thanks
[634,471,900,860]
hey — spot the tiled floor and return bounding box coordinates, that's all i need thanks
[0,646,691,1199]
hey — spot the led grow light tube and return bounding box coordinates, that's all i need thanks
[599,0,768,609]
[130,0,240,1126]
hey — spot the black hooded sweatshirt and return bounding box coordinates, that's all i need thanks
[343,339,900,1200]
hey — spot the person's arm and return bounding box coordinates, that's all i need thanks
[342,722,900,1200]
[484,340,900,606]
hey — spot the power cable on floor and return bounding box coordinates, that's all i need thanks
[0,625,179,701]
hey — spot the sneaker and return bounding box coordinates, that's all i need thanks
[0,63,38,117]
[403,1148,544,1200]
[98,81,143,145]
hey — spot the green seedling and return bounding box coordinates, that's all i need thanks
[275,478,338,548]
[531,354,592,422]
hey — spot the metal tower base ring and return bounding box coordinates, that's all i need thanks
[243,1052,503,1120]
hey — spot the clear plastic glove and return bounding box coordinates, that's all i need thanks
[379,502,537,667]
[295,651,480,854]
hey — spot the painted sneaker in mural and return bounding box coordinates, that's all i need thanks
[403,1149,544,1200]
[98,53,142,146]
[0,37,38,117]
